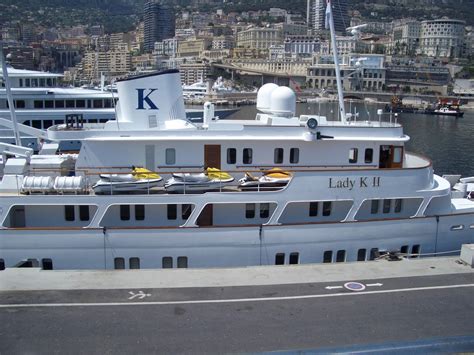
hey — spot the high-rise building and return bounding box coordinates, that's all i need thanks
[307,0,348,34]
[144,1,176,52]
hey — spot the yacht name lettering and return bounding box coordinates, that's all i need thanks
[329,177,381,190]
[136,88,159,110]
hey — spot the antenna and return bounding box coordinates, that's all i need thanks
[0,43,21,146]
[325,0,346,123]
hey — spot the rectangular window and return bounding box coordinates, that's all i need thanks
[34,100,44,109]
[336,250,346,262]
[104,99,112,108]
[274,148,284,164]
[165,148,176,165]
[322,202,332,216]
[25,78,30,87]
[290,148,299,164]
[79,205,90,221]
[371,200,379,214]
[323,250,333,263]
[135,205,145,221]
[162,257,173,268]
[260,203,270,218]
[129,257,140,269]
[177,256,188,268]
[227,148,236,164]
[349,148,358,163]
[245,203,255,219]
[383,199,391,214]
[76,100,86,108]
[44,100,54,108]
[40,78,45,87]
[0,259,4,271]
[167,204,177,220]
[357,249,366,261]
[32,120,42,129]
[66,100,75,108]
[15,100,25,108]
[275,253,285,265]
[93,99,103,108]
[411,245,420,258]
[55,100,64,108]
[42,258,53,270]
[365,148,373,163]
[393,147,403,164]
[400,245,409,255]
[182,204,193,220]
[309,202,318,217]
[289,252,299,264]
[43,120,53,129]
[120,205,130,220]
[369,248,379,260]
[394,199,402,213]
[243,148,253,164]
[65,205,75,221]
[114,258,125,270]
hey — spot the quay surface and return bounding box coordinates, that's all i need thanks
[1,257,473,353]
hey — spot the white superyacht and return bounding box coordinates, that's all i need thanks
[0,2,472,271]
[0,66,472,270]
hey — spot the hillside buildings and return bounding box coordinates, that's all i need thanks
[143,1,176,52]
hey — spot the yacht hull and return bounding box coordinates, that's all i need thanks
[1,213,472,270]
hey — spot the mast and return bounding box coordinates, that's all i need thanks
[325,0,347,123]
[0,43,21,146]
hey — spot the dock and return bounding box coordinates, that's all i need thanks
[1,252,473,353]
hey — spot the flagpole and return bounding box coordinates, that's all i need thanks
[326,0,347,123]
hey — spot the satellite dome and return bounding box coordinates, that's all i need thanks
[256,83,279,113]
[269,86,296,117]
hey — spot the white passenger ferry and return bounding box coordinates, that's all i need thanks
[0,68,473,271]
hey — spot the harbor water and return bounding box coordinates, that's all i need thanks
[230,101,474,177]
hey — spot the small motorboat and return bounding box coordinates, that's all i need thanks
[164,167,234,193]
[239,168,293,191]
[93,167,162,194]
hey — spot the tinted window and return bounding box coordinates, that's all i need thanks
[243,148,253,164]
[365,148,373,163]
[227,148,236,164]
[166,148,176,165]
[274,148,284,164]
[120,205,130,220]
[245,203,255,219]
[167,204,177,220]
[290,148,299,164]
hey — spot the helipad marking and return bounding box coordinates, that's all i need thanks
[0,283,473,308]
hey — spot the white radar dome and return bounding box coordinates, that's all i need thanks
[269,86,296,117]
[256,83,279,113]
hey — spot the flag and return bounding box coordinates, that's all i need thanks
[325,1,331,30]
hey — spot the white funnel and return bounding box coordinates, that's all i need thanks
[115,69,186,130]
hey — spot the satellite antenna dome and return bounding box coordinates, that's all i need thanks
[256,83,279,113]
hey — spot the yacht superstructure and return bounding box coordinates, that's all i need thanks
[0,68,472,271]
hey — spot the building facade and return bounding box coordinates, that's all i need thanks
[307,0,348,34]
[236,27,283,50]
[391,19,421,56]
[419,19,466,58]
[144,1,176,52]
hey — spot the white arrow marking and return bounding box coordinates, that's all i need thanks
[366,283,383,287]
[325,286,343,290]
[128,291,151,300]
